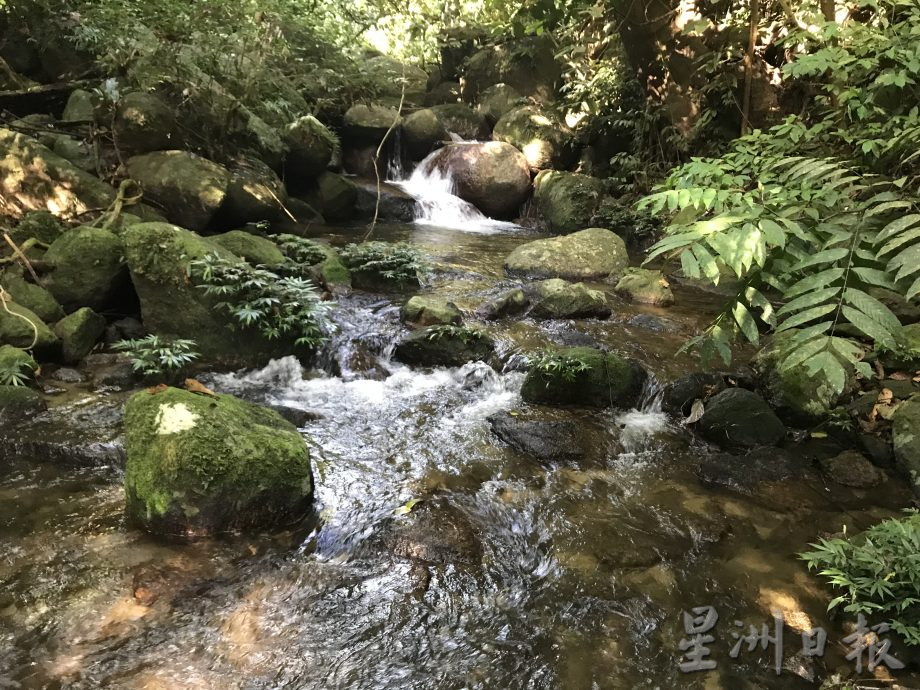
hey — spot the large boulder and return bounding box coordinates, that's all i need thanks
[365,56,428,106]
[696,388,786,450]
[0,300,58,357]
[113,92,178,154]
[461,35,562,103]
[476,83,523,124]
[521,347,647,408]
[504,227,628,282]
[533,170,606,234]
[343,104,401,147]
[394,326,494,367]
[894,397,920,495]
[429,103,490,140]
[0,267,64,324]
[62,89,96,122]
[123,387,313,537]
[402,109,449,160]
[0,128,117,221]
[424,81,462,106]
[492,105,573,172]
[317,172,358,221]
[403,295,462,327]
[614,268,674,306]
[126,151,231,232]
[41,227,127,313]
[284,115,337,178]
[53,307,106,364]
[220,155,289,224]
[420,142,530,219]
[529,279,611,320]
[210,230,284,267]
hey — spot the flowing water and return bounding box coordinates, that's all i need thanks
[1,212,916,689]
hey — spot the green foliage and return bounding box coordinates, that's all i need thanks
[112,335,200,377]
[424,324,485,344]
[527,349,592,382]
[273,234,329,267]
[188,253,333,347]
[801,511,920,646]
[340,241,429,284]
[0,360,32,387]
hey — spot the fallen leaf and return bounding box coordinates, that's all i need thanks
[810,431,828,439]
[394,498,420,516]
[889,371,911,381]
[682,398,705,426]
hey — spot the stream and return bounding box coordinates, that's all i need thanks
[0,207,915,688]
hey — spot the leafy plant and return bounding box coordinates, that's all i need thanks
[340,241,428,285]
[425,325,485,344]
[528,349,592,382]
[801,511,920,646]
[188,253,333,347]
[273,234,329,267]
[112,335,200,377]
[0,360,33,387]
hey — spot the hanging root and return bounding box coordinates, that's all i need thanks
[96,179,144,231]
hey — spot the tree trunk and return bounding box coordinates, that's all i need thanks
[820,0,836,21]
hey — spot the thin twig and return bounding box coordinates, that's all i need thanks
[364,70,407,241]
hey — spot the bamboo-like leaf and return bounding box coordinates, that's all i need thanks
[790,247,850,273]
[759,218,786,247]
[841,305,896,347]
[907,276,920,300]
[777,287,841,316]
[876,214,920,243]
[780,334,830,371]
[693,243,721,282]
[777,304,837,331]
[785,268,846,298]
[803,351,848,395]
[733,301,760,344]
[877,226,920,257]
[681,250,700,279]
[851,267,897,289]
[842,289,902,333]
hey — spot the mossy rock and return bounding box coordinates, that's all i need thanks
[221,155,288,224]
[0,300,59,357]
[492,105,573,171]
[521,347,647,408]
[429,103,490,140]
[402,109,449,160]
[41,226,127,313]
[532,170,605,234]
[343,104,401,146]
[697,388,786,450]
[113,91,178,154]
[461,35,561,104]
[0,344,37,384]
[894,397,920,496]
[50,134,95,172]
[881,323,920,370]
[53,307,106,364]
[394,327,494,367]
[210,230,285,267]
[317,172,358,221]
[476,83,523,124]
[529,279,611,320]
[504,228,628,283]
[614,268,674,306]
[8,210,65,249]
[365,56,428,105]
[61,88,96,122]
[284,115,337,178]
[403,295,462,327]
[0,385,46,420]
[123,387,313,538]
[315,247,351,291]
[0,267,65,324]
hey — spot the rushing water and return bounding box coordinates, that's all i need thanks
[1,220,916,689]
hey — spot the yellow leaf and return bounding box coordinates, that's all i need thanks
[393,498,420,516]
[810,431,828,438]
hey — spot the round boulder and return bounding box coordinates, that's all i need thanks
[493,105,573,172]
[402,109,449,161]
[429,103,490,140]
[284,115,337,178]
[533,170,606,234]
[529,279,611,320]
[476,83,523,124]
[504,227,628,283]
[614,268,674,306]
[697,388,786,450]
[42,226,127,313]
[114,92,178,154]
[343,104,401,147]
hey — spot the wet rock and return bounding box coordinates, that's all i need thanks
[532,170,605,234]
[402,109,449,160]
[49,367,85,383]
[403,295,462,327]
[697,446,802,495]
[283,115,337,178]
[493,105,574,172]
[520,346,647,408]
[420,142,531,219]
[343,104,401,147]
[42,226,127,313]
[126,151,231,232]
[265,404,323,427]
[0,128,117,221]
[220,156,288,224]
[661,372,728,418]
[626,313,681,333]
[0,344,37,383]
[476,83,523,124]
[893,397,920,495]
[317,172,358,221]
[123,387,313,538]
[210,230,285,267]
[476,288,528,320]
[0,267,64,324]
[697,388,786,449]
[113,92,178,154]
[0,385,46,420]
[819,450,886,488]
[0,299,59,358]
[104,317,146,345]
[429,103,490,140]
[488,410,587,463]
[394,326,495,367]
[53,307,105,364]
[383,497,482,566]
[505,228,628,283]
[84,353,136,389]
[353,181,417,223]
[461,35,561,103]
[614,268,674,306]
[529,279,611,320]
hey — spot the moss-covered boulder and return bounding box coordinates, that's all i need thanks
[113,92,178,154]
[882,323,920,370]
[42,226,127,313]
[697,388,786,450]
[504,227,628,283]
[0,128,117,221]
[429,103,490,140]
[123,387,313,537]
[317,172,358,221]
[284,115,337,178]
[521,347,647,408]
[0,385,46,420]
[51,134,95,172]
[0,345,38,384]
[310,245,351,292]
[492,105,573,172]
[476,288,528,320]
[126,150,231,231]
[614,268,674,306]
[894,397,920,496]
[402,109,450,160]
[61,88,95,122]
[8,211,65,249]
[403,295,462,327]
[532,170,605,234]
[221,155,288,224]
[53,307,106,364]
[0,300,59,357]
[476,83,523,124]
[343,104,401,146]
[461,35,562,103]
[0,268,64,324]
[366,56,429,106]
[210,230,284,267]
[394,326,494,367]
[530,279,611,319]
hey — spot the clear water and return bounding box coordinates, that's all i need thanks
[1,222,916,689]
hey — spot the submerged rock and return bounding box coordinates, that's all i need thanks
[614,268,674,306]
[0,385,46,420]
[520,347,647,408]
[394,326,494,367]
[403,295,462,327]
[697,446,801,495]
[893,397,920,495]
[819,450,886,488]
[382,497,482,566]
[53,307,106,364]
[123,387,313,538]
[696,388,786,450]
[492,105,573,172]
[529,279,611,320]
[505,228,628,283]
[532,170,605,234]
[488,410,587,463]
[661,372,728,418]
[476,288,528,320]
[42,226,127,313]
